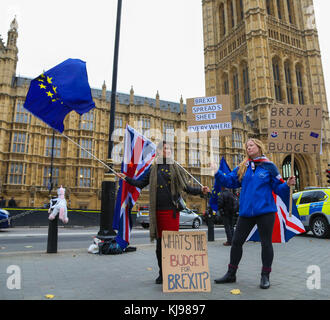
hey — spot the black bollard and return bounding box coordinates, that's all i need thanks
[47,198,58,253]
[47,215,58,253]
[205,193,214,241]
[207,205,215,242]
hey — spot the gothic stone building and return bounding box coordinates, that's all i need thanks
[1,0,330,212]
[0,18,211,212]
[202,0,330,190]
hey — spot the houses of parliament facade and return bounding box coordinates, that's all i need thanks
[0,0,329,212]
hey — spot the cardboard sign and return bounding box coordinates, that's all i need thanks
[268,104,322,154]
[186,95,232,135]
[162,230,211,293]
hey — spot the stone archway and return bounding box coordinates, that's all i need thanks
[281,154,317,191]
[282,155,300,191]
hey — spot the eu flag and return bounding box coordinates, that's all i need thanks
[209,157,231,212]
[24,59,95,133]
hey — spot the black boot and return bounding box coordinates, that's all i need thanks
[214,264,237,284]
[260,267,271,289]
[155,273,163,284]
[155,238,163,284]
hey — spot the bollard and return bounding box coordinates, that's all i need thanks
[47,198,58,253]
[207,205,215,241]
[205,194,214,242]
[47,215,58,253]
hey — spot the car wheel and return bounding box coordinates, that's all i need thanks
[192,219,200,229]
[311,216,329,239]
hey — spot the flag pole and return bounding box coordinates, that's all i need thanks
[61,133,118,175]
[47,129,58,254]
[174,160,203,187]
[97,0,123,240]
[289,152,294,217]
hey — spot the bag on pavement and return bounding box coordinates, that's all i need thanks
[98,239,123,255]
[88,237,101,254]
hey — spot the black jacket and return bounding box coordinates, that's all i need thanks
[217,189,236,216]
[125,163,202,211]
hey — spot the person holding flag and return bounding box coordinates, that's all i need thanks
[117,141,210,284]
[212,138,297,289]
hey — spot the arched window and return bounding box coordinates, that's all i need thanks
[282,155,300,191]
[228,0,235,29]
[296,64,305,105]
[286,0,295,24]
[80,110,94,130]
[276,0,283,20]
[222,72,229,94]
[284,61,293,104]
[233,69,240,109]
[236,0,244,22]
[242,64,250,105]
[265,0,274,16]
[219,3,226,37]
[272,58,282,101]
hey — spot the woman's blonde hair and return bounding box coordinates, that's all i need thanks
[237,138,266,181]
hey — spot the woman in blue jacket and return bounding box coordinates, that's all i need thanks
[213,138,296,289]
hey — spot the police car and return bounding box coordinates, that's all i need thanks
[0,209,10,229]
[293,187,330,238]
[136,208,202,229]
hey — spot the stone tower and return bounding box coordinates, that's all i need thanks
[0,17,19,86]
[202,0,330,188]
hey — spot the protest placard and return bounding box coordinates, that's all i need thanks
[268,104,322,154]
[162,230,211,293]
[268,104,322,215]
[186,95,232,135]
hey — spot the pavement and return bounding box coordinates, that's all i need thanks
[0,228,329,301]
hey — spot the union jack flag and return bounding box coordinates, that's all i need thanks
[113,125,156,249]
[246,165,305,243]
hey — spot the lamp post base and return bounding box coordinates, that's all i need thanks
[47,215,58,253]
[97,176,117,241]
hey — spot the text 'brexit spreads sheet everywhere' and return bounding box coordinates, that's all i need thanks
[186,95,232,135]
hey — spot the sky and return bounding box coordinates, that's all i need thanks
[0,0,330,106]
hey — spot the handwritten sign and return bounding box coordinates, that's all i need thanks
[268,104,322,154]
[186,95,232,135]
[162,230,211,293]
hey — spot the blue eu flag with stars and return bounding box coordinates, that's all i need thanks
[24,58,95,133]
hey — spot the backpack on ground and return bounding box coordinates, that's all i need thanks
[98,239,123,255]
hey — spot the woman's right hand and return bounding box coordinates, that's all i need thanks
[116,172,127,180]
